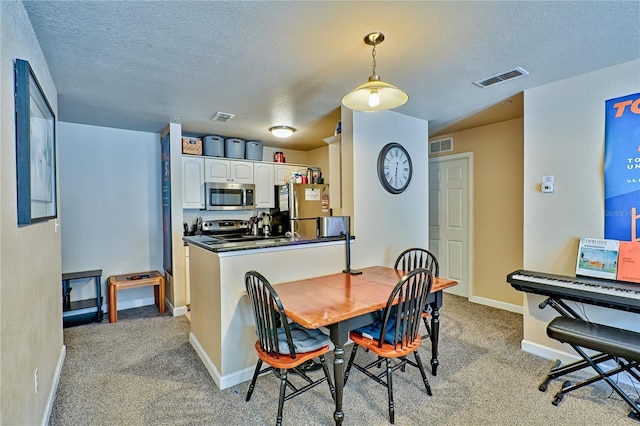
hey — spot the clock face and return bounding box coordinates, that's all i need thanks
[377,143,412,194]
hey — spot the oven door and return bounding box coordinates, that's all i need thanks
[205,182,255,210]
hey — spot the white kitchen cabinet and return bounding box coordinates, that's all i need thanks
[182,156,205,209]
[274,164,310,185]
[254,162,275,208]
[204,158,254,183]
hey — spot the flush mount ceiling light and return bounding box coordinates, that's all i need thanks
[342,32,408,112]
[269,125,296,138]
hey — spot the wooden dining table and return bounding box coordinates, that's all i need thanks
[274,265,458,425]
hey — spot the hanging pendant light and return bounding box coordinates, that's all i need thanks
[342,32,408,112]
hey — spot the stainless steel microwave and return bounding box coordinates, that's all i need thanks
[204,182,255,211]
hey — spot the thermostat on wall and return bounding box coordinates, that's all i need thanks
[542,175,554,193]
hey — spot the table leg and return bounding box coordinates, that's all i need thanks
[333,345,345,425]
[329,324,348,425]
[94,274,103,322]
[108,284,117,323]
[158,277,166,314]
[429,290,443,376]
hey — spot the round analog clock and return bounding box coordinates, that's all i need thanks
[377,142,412,194]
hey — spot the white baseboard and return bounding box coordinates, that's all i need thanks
[521,339,639,388]
[42,345,66,426]
[469,295,523,314]
[165,298,188,317]
[189,332,255,390]
[172,305,188,317]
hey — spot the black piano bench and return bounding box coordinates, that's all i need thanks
[543,316,640,420]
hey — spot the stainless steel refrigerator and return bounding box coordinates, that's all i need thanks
[278,182,330,240]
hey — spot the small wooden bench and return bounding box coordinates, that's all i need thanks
[544,316,640,420]
[107,271,165,323]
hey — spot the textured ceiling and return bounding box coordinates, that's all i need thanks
[22,1,640,151]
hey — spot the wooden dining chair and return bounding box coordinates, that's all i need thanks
[394,248,439,338]
[344,268,434,424]
[244,270,335,426]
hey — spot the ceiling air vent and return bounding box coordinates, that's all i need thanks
[473,67,529,88]
[429,137,453,154]
[210,112,235,122]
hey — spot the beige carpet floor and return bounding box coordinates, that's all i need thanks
[50,294,640,425]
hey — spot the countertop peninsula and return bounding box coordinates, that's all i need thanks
[183,234,353,253]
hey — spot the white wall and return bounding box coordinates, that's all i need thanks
[58,122,163,311]
[0,2,63,424]
[348,110,430,269]
[523,59,640,359]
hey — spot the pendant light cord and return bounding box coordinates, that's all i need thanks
[371,39,377,77]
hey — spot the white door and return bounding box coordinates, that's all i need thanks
[429,154,472,298]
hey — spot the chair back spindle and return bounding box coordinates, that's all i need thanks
[245,271,297,359]
[378,268,433,349]
[394,248,439,277]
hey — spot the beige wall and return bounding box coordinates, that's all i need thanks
[522,59,640,361]
[430,118,524,308]
[1,2,64,424]
[307,145,329,181]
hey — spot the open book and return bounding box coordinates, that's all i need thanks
[575,238,619,280]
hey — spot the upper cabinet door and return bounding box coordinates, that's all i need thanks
[230,161,254,183]
[254,163,275,208]
[182,157,205,209]
[205,158,254,183]
[204,158,231,182]
[274,164,309,185]
[274,165,292,186]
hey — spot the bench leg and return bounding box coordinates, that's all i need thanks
[539,353,613,391]
[553,345,640,419]
[108,284,117,323]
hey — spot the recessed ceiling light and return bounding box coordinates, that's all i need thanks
[269,126,296,138]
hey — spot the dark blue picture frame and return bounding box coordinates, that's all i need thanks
[15,58,57,226]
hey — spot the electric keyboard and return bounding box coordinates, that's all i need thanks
[507,269,640,314]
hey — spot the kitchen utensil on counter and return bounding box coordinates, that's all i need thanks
[318,216,350,237]
[261,212,272,237]
[184,222,189,235]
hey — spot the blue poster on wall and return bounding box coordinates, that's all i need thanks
[604,92,640,241]
[161,133,172,274]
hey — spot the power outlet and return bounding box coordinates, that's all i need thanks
[34,368,38,394]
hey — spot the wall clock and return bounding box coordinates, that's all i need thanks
[377,142,412,194]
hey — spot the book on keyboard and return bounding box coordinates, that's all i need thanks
[575,237,619,280]
[617,241,640,284]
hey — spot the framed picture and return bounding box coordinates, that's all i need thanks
[15,59,57,225]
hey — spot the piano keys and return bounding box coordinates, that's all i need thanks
[507,269,640,314]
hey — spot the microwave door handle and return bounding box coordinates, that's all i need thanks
[242,190,247,208]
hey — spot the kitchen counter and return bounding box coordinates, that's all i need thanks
[185,233,355,389]
[183,234,353,253]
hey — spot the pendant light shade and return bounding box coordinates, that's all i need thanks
[342,32,408,112]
